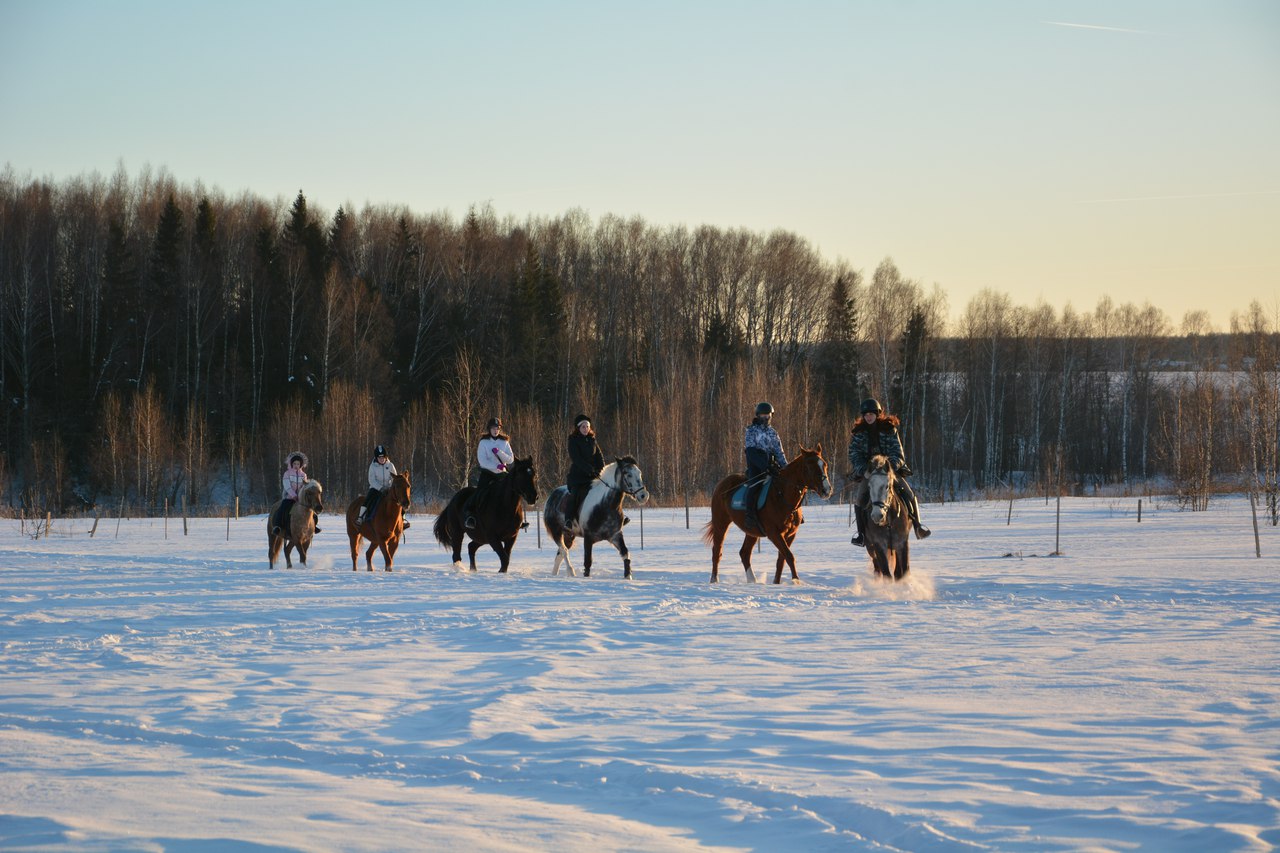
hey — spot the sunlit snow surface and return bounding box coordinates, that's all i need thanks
[1,497,1277,851]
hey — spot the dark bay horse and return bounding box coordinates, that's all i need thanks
[268,480,324,569]
[543,456,650,579]
[861,454,912,580]
[703,445,833,584]
[345,470,411,571]
[433,456,538,572]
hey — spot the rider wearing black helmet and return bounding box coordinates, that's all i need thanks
[743,401,787,532]
[848,397,930,545]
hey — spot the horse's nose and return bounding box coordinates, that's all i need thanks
[871,506,886,524]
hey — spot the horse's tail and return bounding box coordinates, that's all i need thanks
[432,506,454,548]
[700,520,717,546]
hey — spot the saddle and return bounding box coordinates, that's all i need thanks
[730,478,772,512]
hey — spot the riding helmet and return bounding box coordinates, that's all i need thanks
[860,398,883,415]
[373,444,387,458]
[487,417,502,429]
[575,414,591,427]
[755,401,774,417]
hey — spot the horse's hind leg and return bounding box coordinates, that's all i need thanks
[737,536,758,584]
[582,540,595,578]
[468,540,483,572]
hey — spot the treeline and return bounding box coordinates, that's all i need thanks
[2,166,1278,513]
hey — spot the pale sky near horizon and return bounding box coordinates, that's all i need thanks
[3,0,1277,332]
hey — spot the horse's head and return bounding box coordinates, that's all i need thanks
[791,444,833,499]
[866,455,897,526]
[614,455,650,504]
[300,480,323,513]
[511,456,538,504]
[391,471,411,508]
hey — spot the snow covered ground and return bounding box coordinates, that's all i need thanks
[1,496,1277,852]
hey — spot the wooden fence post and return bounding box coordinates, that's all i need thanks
[182,496,188,536]
[45,511,52,539]
[685,492,690,530]
[1007,498,1013,526]
[1137,498,1142,523]
[1053,496,1061,555]
[1251,493,1262,558]
[164,498,169,539]
[90,513,100,537]
[235,495,240,520]
[639,501,644,550]
[115,497,125,538]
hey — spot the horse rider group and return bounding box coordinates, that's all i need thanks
[277,396,932,548]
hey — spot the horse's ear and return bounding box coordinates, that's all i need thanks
[816,442,823,455]
[404,469,411,482]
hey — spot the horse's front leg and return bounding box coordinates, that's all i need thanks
[769,534,798,584]
[582,539,595,578]
[611,533,632,580]
[496,537,515,574]
[737,535,752,581]
[894,541,910,580]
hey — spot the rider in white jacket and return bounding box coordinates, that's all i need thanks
[465,418,516,529]
[356,445,408,528]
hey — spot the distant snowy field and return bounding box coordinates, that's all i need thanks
[1,496,1277,852]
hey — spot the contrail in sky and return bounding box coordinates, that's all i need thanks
[1043,21,1156,34]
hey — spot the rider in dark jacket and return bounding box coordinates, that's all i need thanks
[848,398,930,545]
[567,414,605,526]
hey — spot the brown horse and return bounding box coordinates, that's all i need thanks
[268,479,324,569]
[702,445,833,584]
[433,456,538,572]
[345,471,411,571]
[861,454,912,580]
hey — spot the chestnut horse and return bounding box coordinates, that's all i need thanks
[345,470,411,571]
[702,445,833,584]
[268,479,324,569]
[433,456,538,572]
[861,454,912,580]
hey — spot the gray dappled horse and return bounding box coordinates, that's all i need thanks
[861,454,912,580]
[543,456,649,579]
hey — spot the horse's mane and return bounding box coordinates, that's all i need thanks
[867,454,894,476]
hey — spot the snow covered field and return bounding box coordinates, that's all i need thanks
[1,496,1277,852]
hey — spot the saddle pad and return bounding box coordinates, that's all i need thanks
[730,479,771,511]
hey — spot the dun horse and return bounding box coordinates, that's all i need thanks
[702,446,833,584]
[860,454,912,580]
[268,479,324,569]
[543,456,649,579]
[433,456,538,572]
[345,470,411,571]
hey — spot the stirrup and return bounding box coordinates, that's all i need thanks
[402,520,411,529]
[851,534,864,547]
[272,526,281,536]
[622,515,631,526]
[914,524,931,540]
[464,516,477,529]
[314,526,322,533]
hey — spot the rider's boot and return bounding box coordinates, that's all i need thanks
[356,506,367,525]
[851,504,868,547]
[906,493,931,539]
[401,510,411,530]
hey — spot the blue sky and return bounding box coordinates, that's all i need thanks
[3,0,1277,330]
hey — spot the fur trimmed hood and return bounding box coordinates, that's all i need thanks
[283,450,309,468]
[851,414,900,435]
